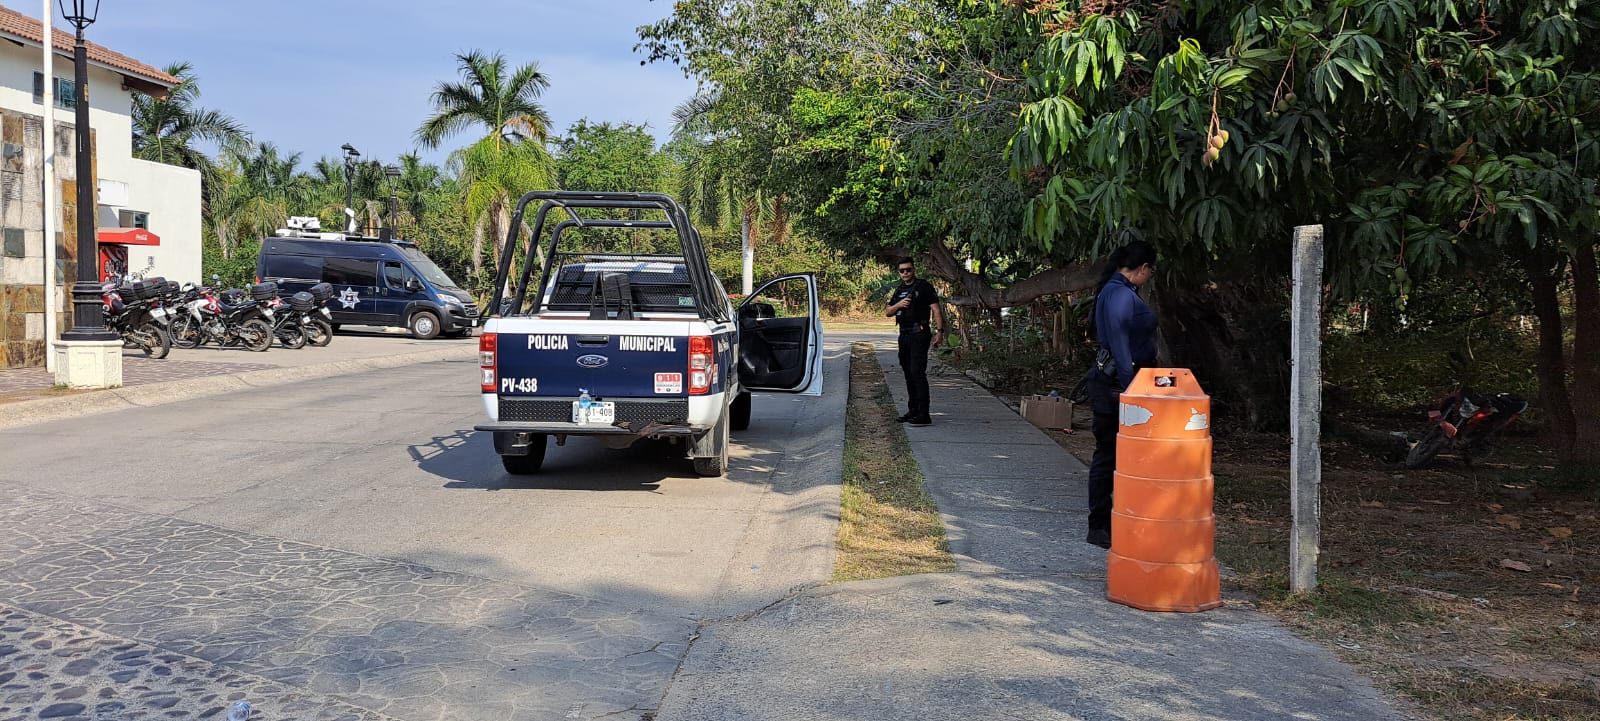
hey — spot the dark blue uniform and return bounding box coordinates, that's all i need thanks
[893,278,938,421]
[1087,274,1158,542]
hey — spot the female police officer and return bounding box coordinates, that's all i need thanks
[1086,241,1158,548]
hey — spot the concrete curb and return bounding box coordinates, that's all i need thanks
[0,345,474,430]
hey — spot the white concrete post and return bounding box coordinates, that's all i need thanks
[1290,224,1324,593]
[42,0,57,372]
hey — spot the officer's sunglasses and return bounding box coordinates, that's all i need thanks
[896,266,914,274]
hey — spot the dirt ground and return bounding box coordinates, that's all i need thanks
[990,390,1599,721]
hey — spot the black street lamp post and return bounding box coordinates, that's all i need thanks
[59,0,115,343]
[340,143,359,231]
[384,165,401,234]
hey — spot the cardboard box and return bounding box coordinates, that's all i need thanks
[1022,394,1074,429]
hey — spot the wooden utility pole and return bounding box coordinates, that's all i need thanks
[1290,224,1324,593]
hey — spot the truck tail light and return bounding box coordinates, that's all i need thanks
[689,335,713,395]
[480,332,497,392]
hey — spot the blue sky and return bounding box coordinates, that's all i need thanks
[66,0,700,167]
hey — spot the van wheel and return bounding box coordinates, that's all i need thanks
[730,391,751,431]
[409,311,441,339]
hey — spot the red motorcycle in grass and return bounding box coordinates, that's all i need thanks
[1404,386,1529,469]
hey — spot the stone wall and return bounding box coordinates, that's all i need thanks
[0,106,83,369]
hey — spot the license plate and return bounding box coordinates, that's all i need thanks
[572,401,615,425]
[150,307,168,319]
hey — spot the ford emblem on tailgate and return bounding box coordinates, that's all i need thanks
[576,354,609,369]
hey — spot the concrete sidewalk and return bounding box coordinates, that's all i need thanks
[0,329,475,430]
[654,342,1410,721]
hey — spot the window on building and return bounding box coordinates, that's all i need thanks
[55,78,75,110]
[118,210,149,229]
[31,74,77,109]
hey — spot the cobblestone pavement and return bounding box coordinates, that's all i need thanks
[0,605,393,721]
[0,356,279,401]
[0,484,693,721]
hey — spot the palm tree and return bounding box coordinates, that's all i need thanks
[416,51,556,279]
[131,62,249,210]
[672,91,778,295]
[208,142,312,258]
[393,153,445,234]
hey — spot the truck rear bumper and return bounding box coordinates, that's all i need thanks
[473,422,701,438]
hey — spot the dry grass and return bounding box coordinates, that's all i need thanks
[823,319,897,332]
[833,342,957,582]
[1039,417,1600,721]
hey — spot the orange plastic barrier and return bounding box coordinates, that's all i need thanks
[1106,368,1223,612]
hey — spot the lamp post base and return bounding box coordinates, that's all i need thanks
[53,339,123,389]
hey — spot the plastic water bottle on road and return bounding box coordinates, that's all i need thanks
[227,701,251,721]
[578,388,593,424]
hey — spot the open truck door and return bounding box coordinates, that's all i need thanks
[736,273,823,396]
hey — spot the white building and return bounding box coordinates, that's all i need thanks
[0,4,199,368]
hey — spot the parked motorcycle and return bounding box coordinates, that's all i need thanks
[101,278,171,359]
[169,283,273,352]
[304,282,335,346]
[248,281,309,349]
[1405,386,1529,468]
[144,278,184,334]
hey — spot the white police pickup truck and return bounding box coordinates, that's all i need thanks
[474,191,823,477]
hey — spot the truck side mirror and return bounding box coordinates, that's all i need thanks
[406,278,423,292]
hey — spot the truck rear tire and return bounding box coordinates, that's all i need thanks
[496,431,547,476]
[499,444,550,476]
[691,409,730,477]
[730,391,751,431]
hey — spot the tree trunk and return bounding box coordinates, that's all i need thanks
[1567,242,1600,465]
[744,199,760,251]
[471,215,486,277]
[764,195,784,247]
[1525,249,1576,461]
[492,201,512,270]
[920,239,1102,309]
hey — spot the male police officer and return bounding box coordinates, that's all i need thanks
[886,257,947,426]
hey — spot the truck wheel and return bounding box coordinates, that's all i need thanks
[500,435,547,475]
[409,310,441,340]
[730,391,752,431]
[691,409,730,477]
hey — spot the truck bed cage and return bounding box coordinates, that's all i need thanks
[543,253,696,317]
[492,192,728,322]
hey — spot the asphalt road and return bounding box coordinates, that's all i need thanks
[0,339,851,720]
